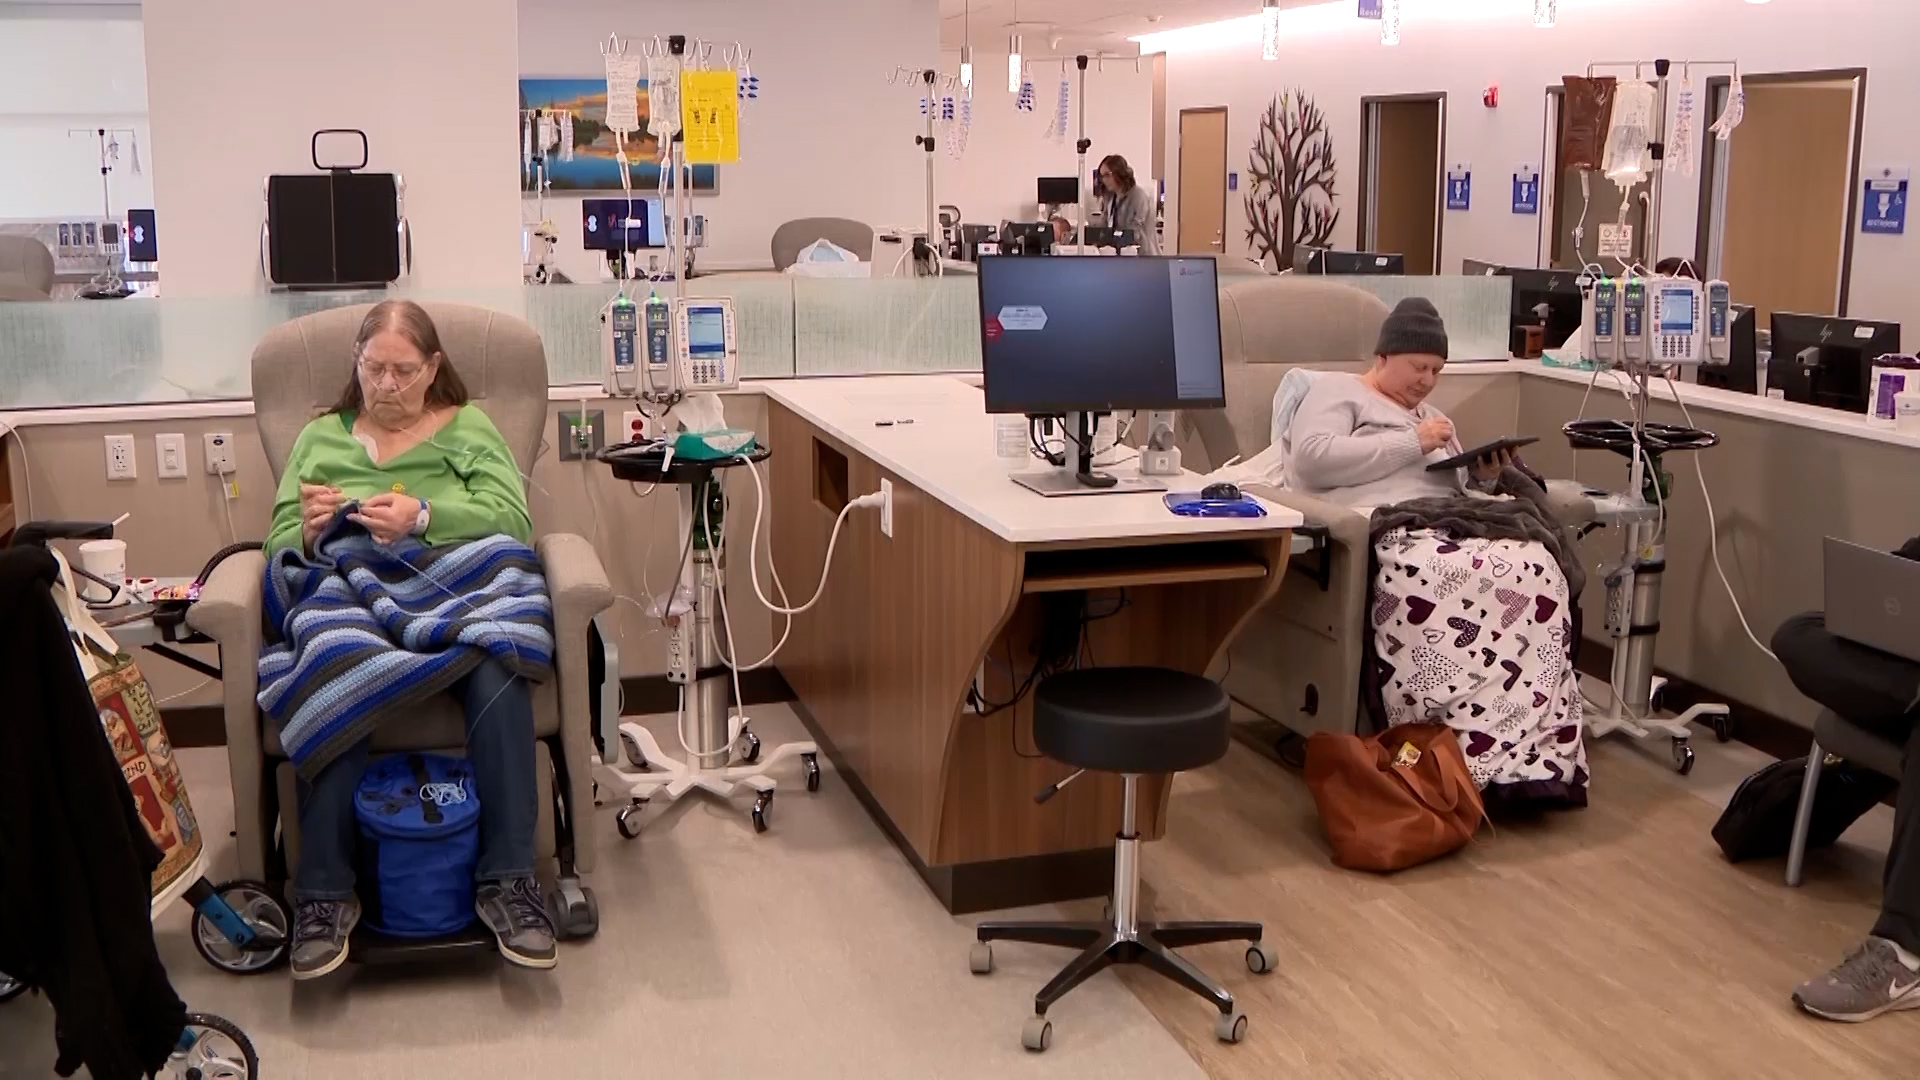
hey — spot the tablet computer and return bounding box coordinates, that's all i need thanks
[1425,436,1538,472]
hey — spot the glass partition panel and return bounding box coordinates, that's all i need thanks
[791,275,981,375]
[1330,275,1515,362]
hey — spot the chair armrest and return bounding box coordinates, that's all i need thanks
[537,532,615,632]
[1244,486,1370,550]
[537,532,613,877]
[182,547,273,881]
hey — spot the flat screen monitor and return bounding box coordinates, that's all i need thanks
[977,255,1225,415]
[1769,312,1901,413]
[1294,247,1404,275]
[265,172,400,286]
[126,209,158,262]
[1498,266,1585,354]
[582,197,666,251]
[1037,176,1079,206]
[1081,226,1138,250]
[1000,221,1053,256]
[1696,304,1759,394]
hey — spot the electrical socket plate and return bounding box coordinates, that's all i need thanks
[621,410,649,445]
[557,410,605,461]
[880,478,894,538]
[203,432,236,475]
[105,434,136,480]
[156,433,188,479]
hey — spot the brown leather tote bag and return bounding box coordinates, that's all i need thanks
[1304,723,1486,872]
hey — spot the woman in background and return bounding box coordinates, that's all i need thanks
[1096,155,1161,255]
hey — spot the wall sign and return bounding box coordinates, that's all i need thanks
[1228,171,1239,192]
[1863,166,1910,236]
[1512,164,1540,215]
[1445,162,1472,211]
[1358,0,1382,18]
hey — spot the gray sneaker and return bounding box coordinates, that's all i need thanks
[290,897,360,980]
[1794,937,1920,1022]
[476,877,558,970]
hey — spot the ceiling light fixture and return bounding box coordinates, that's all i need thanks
[1008,33,1023,92]
[1534,0,1557,27]
[959,0,973,90]
[1380,0,1401,45]
[1261,0,1282,60]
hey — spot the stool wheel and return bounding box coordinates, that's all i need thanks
[1245,942,1278,975]
[616,800,646,839]
[752,790,773,833]
[968,942,994,975]
[1215,1010,1248,1044]
[803,752,822,793]
[1021,1014,1053,1052]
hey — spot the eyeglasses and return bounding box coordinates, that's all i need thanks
[357,358,427,389]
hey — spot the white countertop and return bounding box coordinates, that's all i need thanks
[761,375,1305,545]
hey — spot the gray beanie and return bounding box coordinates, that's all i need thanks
[1374,297,1449,359]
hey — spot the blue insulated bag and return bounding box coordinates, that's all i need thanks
[353,753,481,937]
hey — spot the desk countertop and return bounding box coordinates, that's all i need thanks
[761,375,1305,545]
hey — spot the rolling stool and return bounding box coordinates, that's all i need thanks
[968,667,1276,1052]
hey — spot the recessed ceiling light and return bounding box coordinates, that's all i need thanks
[1146,15,1164,22]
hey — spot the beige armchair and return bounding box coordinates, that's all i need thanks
[771,217,874,269]
[0,236,55,301]
[186,302,613,938]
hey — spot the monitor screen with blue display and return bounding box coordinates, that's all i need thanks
[685,304,728,356]
[1659,287,1696,332]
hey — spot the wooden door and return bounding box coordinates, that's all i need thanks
[1177,108,1227,254]
[1720,81,1859,321]
[1367,99,1442,273]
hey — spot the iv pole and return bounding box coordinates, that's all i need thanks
[1074,55,1090,241]
[915,68,938,274]
[68,126,137,299]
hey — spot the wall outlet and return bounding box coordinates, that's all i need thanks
[104,434,136,480]
[155,433,188,479]
[879,478,894,538]
[621,410,650,445]
[557,410,605,461]
[203,432,236,475]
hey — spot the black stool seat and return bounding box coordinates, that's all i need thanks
[1033,667,1231,774]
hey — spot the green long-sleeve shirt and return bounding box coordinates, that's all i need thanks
[265,405,532,555]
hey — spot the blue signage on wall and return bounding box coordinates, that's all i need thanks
[1863,170,1909,236]
[1446,167,1471,212]
[1512,166,1540,216]
[1358,0,1382,18]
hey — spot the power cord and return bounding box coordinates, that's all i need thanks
[1662,375,1778,662]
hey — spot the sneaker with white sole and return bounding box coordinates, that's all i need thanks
[1794,937,1920,1022]
[290,897,360,981]
[475,877,558,970]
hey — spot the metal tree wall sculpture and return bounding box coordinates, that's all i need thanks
[1244,89,1339,270]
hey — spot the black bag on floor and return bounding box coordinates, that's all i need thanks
[1712,754,1897,863]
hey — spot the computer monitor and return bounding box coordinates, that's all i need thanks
[582,197,666,252]
[957,223,998,260]
[1037,176,1079,206]
[1000,221,1053,256]
[1081,226,1138,251]
[977,254,1225,417]
[1769,312,1901,413]
[1498,267,1585,355]
[126,209,158,262]
[1293,247,1405,275]
[1696,304,1759,394]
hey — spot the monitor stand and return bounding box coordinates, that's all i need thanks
[1011,412,1168,498]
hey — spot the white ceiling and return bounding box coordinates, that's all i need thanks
[939,0,1304,56]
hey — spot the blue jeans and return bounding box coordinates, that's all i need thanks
[290,659,539,904]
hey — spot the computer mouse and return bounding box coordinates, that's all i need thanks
[1201,482,1242,501]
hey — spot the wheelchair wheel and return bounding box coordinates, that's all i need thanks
[192,880,291,975]
[0,971,25,1004]
[166,1013,258,1080]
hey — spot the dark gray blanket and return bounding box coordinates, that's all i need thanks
[1368,467,1586,597]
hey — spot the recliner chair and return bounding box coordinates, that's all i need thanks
[0,236,55,301]
[770,217,874,270]
[187,302,613,942]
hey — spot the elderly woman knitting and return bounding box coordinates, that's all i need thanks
[1287,298,1588,811]
[262,300,557,979]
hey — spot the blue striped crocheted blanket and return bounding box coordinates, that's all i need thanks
[258,519,554,779]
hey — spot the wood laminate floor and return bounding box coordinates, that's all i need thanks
[1108,725,1910,1079]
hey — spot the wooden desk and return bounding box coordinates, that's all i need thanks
[764,376,1300,913]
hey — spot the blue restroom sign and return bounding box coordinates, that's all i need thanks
[1512,165,1540,215]
[1446,164,1472,211]
[1358,0,1382,18]
[1863,167,1909,236]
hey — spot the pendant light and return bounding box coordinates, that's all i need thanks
[959,0,973,90]
[1534,0,1557,27]
[1380,0,1401,45]
[1261,0,1281,61]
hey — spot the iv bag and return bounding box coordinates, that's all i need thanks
[1668,74,1696,177]
[646,54,680,138]
[1709,72,1745,142]
[605,54,645,135]
[1601,81,1656,185]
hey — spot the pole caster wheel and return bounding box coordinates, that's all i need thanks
[547,882,600,940]
[752,790,773,833]
[620,732,649,772]
[1021,1014,1053,1052]
[1672,737,1696,776]
[803,752,821,793]
[616,800,646,839]
[737,729,762,765]
[1215,1010,1248,1044]
[969,942,993,974]
[1712,714,1737,743]
[1245,941,1278,975]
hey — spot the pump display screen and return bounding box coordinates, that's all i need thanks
[685,305,728,357]
[1659,288,1696,332]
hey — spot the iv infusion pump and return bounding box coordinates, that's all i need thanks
[1580,274,1730,367]
[602,294,739,397]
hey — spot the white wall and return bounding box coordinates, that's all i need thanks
[141,0,525,297]
[0,14,153,220]
[1158,0,1916,327]
[519,0,937,280]
[938,51,1155,229]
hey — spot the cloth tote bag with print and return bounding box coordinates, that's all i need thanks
[49,549,203,898]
